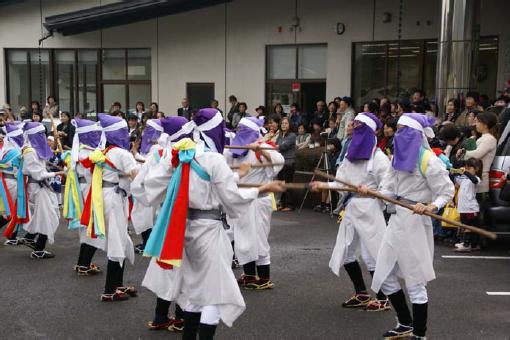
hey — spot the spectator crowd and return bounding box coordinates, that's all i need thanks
[2,86,510,251]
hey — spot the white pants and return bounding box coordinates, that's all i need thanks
[255,255,270,266]
[343,230,377,272]
[379,265,428,304]
[184,304,221,325]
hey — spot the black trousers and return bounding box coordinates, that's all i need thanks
[104,260,125,294]
[460,213,481,247]
[277,163,295,208]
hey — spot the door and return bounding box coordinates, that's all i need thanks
[300,82,326,117]
[187,83,215,110]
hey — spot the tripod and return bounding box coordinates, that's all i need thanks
[299,139,333,216]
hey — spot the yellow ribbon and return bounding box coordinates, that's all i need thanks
[62,154,82,219]
[87,149,107,238]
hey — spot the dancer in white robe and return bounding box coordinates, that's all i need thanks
[224,116,284,290]
[311,112,392,311]
[370,113,454,339]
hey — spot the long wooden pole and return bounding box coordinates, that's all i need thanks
[230,162,284,170]
[314,170,497,240]
[225,145,275,151]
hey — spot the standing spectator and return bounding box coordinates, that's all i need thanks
[149,102,159,118]
[395,97,412,117]
[456,92,482,128]
[412,89,429,110]
[211,99,222,113]
[308,100,327,130]
[43,95,59,118]
[325,102,338,128]
[255,105,267,118]
[276,117,296,212]
[231,102,250,129]
[336,96,355,142]
[177,98,192,120]
[367,101,380,116]
[444,98,460,124]
[325,117,338,139]
[288,103,303,131]
[440,125,468,169]
[56,112,75,150]
[262,115,280,144]
[108,101,121,114]
[274,103,285,117]
[135,101,145,121]
[31,100,41,115]
[497,95,510,135]
[227,95,240,128]
[379,117,397,157]
[453,158,483,252]
[127,114,141,144]
[295,123,310,149]
[459,112,498,194]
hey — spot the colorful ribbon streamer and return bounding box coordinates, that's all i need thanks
[62,151,84,229]
[144,138,210,267]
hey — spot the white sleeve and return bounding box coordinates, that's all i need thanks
[23,151,56,180]
[144,153,174,206]
[426,155,455,209]
[263,149,285,179]
[326,163,347,190]
[209,154,259,219]
[131,160,151,206]
[373,151,393,192]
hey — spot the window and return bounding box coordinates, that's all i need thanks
[6,48,151,118]
[352,37,499,107]
[186,83,215,110]
[298,45,327,79]
[268,46,297,80]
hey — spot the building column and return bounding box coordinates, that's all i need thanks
[435,0,480,115]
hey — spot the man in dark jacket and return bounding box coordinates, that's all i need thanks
[177,98,192,120]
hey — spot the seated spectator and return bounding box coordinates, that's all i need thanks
[109,101,122,114]
[149,102,159,117]
[308,100,327,129]
[367,101,380,116]
[127,114,141,143]
[295,123,310,150]
[395,97,412,116]
[255,105,267,118]
[325,117,338,139]
[134,101,145,120]
[231,102,250,129]
[309,121,323,147]
[47,135,64,205]
[380,101,392,120]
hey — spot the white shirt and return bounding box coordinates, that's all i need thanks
[455,174,480,213]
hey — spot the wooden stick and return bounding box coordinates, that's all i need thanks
[314,169,497,240]
[225,145,275,151]
[238,182,309,190]
[230,162,284,170]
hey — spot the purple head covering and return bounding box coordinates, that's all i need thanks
[98,113,130,150]
[160,116,190,143]
[23,122,54,160]
[231,117,264,158]
[5,121,25,149]
[191,108,225,153]
[71,118,102,165]
[392,113,436,172]
[346,112,382,162]
[140,119,163,155]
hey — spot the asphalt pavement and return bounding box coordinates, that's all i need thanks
[1,210,509,339]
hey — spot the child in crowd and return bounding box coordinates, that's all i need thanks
[454,158,483,252]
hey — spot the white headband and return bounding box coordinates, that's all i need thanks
[71,120,102,167]
[398,115,435,138]
[179,110,224,152]
[239,117,262,133]
[24,124,46,136]
[100,119,128,149]
[7,128,23,138]
[146,119,164,132]
[354,114,377,132]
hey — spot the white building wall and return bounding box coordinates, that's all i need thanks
[0,0,508,114]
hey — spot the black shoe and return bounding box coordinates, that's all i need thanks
[134,243,144,254]
[20,238,37,250]
[30,250,55,259]
[382,322,413,339]
[4,239,20,246]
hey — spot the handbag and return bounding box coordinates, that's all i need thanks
[442,189,460,228]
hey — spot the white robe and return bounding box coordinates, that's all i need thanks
[224,145,284,265]
[371,153,454,291]
[76,147,106,250]
[101,147,138,264]
[130,145,161,235]
[132,146,182,301]
[328,149,392,276]
[22,149,60,243]
[144,145,260,327]
[1,145,19,210]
